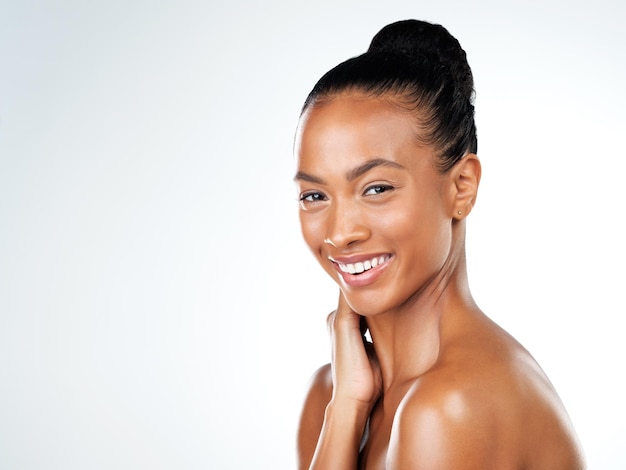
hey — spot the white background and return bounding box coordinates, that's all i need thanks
[1,1,624,468]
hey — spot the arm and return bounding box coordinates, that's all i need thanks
[307,396,371,469]
[297,366,372,470]
[296,364,332,469]
[297,293,382,470]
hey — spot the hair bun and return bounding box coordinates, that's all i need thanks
[368,19,464,69]
[302,19,477,170]
[368,19,473,99]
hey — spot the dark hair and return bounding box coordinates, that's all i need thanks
[302,19,477,172]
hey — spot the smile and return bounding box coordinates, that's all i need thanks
[336,255,391,275]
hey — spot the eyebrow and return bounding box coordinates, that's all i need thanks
[294,158,405,184]
[346,158,405,181]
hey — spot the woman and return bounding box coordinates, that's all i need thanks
[294,19,585,469]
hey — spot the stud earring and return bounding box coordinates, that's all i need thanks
[457,210,462,215]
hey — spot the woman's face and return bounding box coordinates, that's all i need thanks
[295,94,459,316]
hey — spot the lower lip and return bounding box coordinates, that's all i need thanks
[335,257,392,287]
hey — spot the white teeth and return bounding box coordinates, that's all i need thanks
[338,255,389,275]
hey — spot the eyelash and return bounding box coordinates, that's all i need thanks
[299,191,327,204]
[298,184,395,207]
[363,184,394,196]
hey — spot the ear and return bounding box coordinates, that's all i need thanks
[449,153,481,220]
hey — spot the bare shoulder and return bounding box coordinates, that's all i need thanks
[296,363,333,469]
[387,323,585,469]
[387,364,502,469]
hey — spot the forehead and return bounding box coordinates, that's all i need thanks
[295,94,427,173]
[297,95,414,149]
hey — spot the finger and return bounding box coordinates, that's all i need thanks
[336,290,351,315]
[334,290,359,326]
[326,310,337,333]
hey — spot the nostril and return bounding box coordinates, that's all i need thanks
[324,226,370,249]
[324,206,371,249]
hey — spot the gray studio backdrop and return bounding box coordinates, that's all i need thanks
[1,1,624,468]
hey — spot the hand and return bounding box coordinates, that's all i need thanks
[327,291,382,411]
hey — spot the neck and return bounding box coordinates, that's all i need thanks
[366,247,478,391]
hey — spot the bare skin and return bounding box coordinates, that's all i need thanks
[294,93,585,469]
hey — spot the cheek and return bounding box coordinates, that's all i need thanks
[299,213,324,255]
[379,200,450,258]
[299,213,338,280]
[375,200,425,239]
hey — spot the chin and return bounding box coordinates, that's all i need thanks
[340,287,396,317]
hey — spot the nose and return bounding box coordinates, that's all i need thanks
[323,201,371,249]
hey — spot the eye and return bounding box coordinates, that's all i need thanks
[299,191,328,208]
[364,184,394,196]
